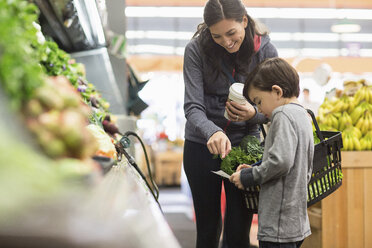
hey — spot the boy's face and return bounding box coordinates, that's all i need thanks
[248,86,282,119]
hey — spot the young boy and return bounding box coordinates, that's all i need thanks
[230,57,313,248]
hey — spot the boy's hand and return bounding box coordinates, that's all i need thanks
[236,163,252,171]
[230,164,252,190]
[230,170,244,190]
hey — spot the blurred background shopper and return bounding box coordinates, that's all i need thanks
[182,0,278,247]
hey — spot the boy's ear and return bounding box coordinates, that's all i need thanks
[272,85,283,98]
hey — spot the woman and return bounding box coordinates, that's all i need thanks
[183,0,278,247]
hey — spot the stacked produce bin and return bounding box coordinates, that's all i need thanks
[303,80,372,248]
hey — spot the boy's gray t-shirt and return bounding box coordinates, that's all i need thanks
[241,103,314,243]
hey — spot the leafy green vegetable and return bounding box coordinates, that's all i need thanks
[35,40,110,125]
[0,0,44,110]
[313,131,321,144]
[219,135,263,175]
[241,135,264,158]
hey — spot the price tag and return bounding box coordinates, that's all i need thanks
[211,170,231,179]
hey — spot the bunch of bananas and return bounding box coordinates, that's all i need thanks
[331,95,356,113]
[317,98,333,124]
[355,107,372,135]
[350,101,369,125]
[360,131,372,150]
[317,82,372,151]
[343,79,366,96]
[322,112,340,130]
[338,111,353,131]
[342,126,362,151]
[353,86,372,105]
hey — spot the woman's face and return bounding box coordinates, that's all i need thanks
[209,17,248,53]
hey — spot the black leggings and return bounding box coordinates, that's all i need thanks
[259,240,304,248]
[183,140,253,248]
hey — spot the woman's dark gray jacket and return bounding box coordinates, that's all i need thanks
[183,35,278,145]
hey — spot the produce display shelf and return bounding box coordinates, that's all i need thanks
[303,151,372,248]
[0,161,180,248]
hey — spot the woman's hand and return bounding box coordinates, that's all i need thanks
[207,131,231,159]
[225,100,256,122]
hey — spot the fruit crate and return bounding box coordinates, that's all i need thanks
[243,109,344,213]
[154,151,183,186]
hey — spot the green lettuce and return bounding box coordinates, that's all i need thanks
[218,135,263,175]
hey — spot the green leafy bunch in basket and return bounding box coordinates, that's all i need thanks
[216,135,263,175]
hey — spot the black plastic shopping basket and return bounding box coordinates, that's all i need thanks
[243,109,343,213]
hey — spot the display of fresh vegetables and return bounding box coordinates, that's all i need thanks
[24,76,99,159]
[86,124,117,159]
[0,0,44,110]
[218,135,263,175]
[0,112,99,222]
[0,0,121,161]
[0,120,62,220]
[36,39,111,126]
[0,0,122,222]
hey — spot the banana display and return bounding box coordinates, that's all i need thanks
[317,82,372,151]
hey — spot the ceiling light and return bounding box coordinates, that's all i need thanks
[331,19,361,33]
[125,7,372,20]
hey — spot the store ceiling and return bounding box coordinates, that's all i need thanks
[125,5,372,58]
[126,0,372,8]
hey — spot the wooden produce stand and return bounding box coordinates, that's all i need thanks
[304,151,372,248]
[154,150,183,186]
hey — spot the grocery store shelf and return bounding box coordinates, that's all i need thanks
[0,162,180,248]
[70,47,127,114]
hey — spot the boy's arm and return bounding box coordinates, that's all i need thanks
[240,167,256,188]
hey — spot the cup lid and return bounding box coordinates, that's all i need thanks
[230,83,246,100]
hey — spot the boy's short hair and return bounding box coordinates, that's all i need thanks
[243,57,300,101]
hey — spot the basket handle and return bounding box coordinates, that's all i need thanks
[260,109,324,141]
[260,124,266,138]
[307,109,325,141]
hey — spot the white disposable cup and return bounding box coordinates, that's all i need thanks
[224,83,247,120]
